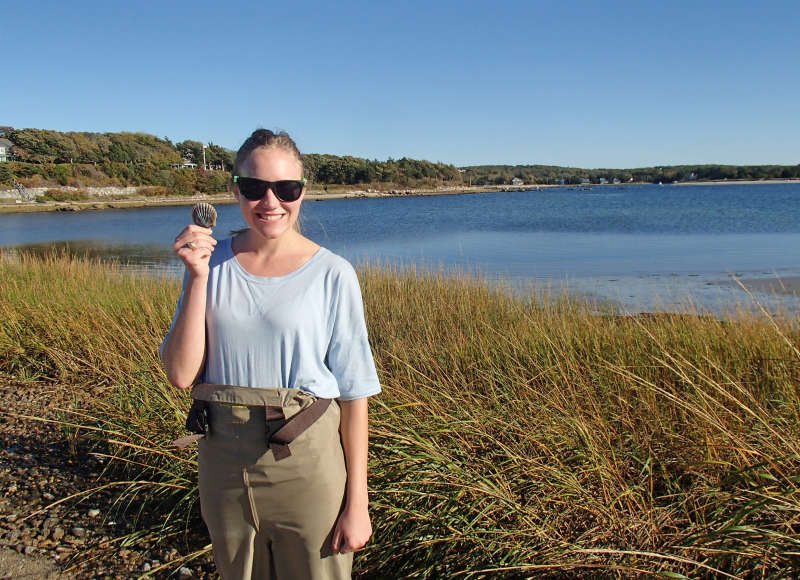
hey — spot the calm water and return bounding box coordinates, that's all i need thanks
[2,183,799,314]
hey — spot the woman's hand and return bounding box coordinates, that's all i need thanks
[331,503,372,554]
[173,225,217,278]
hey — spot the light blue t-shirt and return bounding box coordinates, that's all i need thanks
[162,237,381,401]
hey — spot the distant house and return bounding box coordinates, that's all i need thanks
[598,178,608,184]
[0,138,13,162]
[171,158,198,169]
[511,177,524,186]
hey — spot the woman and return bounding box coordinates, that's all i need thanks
[160,129,381,579]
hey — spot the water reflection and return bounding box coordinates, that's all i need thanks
[7,240,183,276]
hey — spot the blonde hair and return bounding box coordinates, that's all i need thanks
[233,129,304,177]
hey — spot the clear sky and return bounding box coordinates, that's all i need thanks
[4,0,799,168]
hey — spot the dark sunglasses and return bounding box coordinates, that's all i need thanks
[233,176,307,202]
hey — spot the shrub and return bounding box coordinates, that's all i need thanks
[36,188,89,202]
[168,169,197,196]
[20,175,45,187]
[137,186,168,197]
[0,164,11,186]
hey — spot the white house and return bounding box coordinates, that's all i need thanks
[0,138,13,162]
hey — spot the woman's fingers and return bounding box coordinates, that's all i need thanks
[173,225,217,253]
[177,238,215,252]
[331,523,343,554]
[172,225,217,277]
[330,511,370,554]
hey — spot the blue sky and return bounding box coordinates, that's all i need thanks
[4,0,799,168]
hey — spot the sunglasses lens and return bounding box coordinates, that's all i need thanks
[238,178,267,200]
[274,181,304,202]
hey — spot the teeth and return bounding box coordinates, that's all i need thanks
[258,214,283,221]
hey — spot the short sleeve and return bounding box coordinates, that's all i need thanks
[325,263,381,400]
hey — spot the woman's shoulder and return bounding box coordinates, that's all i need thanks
[312,247,358,279]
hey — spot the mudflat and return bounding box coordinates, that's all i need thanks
[717,275,800,295]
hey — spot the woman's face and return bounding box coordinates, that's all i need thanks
[233,147,305,241]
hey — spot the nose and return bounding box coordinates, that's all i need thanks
[256,186,281,207]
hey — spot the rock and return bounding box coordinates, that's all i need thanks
[87,508,101,518]
[141,562,151,572]
[71,526,86,538]
[178,566,194,579]
[42,492,55,501]
[23,545,35,555]
[42,516,59,532]
[51,526,65,541]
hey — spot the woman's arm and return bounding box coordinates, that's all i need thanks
[160,225,216,389]
[331,397,372,554]
[160,274,208,388]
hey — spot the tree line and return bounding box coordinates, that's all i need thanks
[303,154,461,186]
[1,127,798,194]
[462,163,800,185]
[0,128,464,192]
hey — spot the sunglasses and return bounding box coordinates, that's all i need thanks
[233,176,307,202]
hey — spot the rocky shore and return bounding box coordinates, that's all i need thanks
[0,379,215,579]
[0,184,546,215]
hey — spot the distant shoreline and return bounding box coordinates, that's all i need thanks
[1,178,798,215]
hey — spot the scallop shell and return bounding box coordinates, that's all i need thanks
[191,202,217,228]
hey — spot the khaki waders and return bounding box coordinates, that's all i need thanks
[187,384,352,580]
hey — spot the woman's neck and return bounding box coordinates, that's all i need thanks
[239,228,301,259]
[232,230,321,277]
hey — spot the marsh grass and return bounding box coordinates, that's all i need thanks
[1,250,798,578]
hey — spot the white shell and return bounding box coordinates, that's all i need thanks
[191,202,217,228]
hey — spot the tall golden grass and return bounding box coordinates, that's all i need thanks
[0,250,798,578]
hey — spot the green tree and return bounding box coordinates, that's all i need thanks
[0,163,12,185]
[176,140,205,166]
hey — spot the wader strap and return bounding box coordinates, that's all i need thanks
[173,434,205,449]
[174,400,211,449]
[265,405,286,448]
[269,398,332,461]
[174,397,333,456]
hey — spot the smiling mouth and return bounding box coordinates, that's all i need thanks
[256,212,285,221]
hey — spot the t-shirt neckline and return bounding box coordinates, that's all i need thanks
[226,237,327,284]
